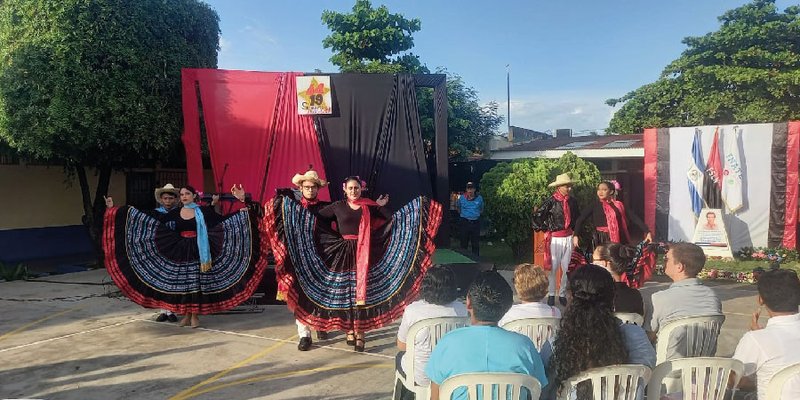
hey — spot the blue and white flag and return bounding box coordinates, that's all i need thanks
[687,129,705,217]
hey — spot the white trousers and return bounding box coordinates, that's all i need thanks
[296,319,311,338]
[548,235,573,297]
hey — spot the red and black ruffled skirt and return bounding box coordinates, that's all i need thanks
[264,196,442,332]
[102,206,268,314]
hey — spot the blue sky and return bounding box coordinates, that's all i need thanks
[203,0,795,134]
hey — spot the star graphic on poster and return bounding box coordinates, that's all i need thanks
[298,77,331,113]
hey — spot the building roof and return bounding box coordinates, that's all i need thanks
[491,134,644,160]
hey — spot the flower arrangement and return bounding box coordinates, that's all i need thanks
[736,247,798,263]
[698,268,756,284]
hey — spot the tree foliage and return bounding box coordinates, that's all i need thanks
[481,153,601,259]
[322,1,504,159]
[322,0,425,74]
[0,0,219,250]
[418,68,504,160]
[607,0,800,133]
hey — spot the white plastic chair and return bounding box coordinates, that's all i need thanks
[655,314,725,364]
[558,364,651,400]
[615,312,644,326]
[439,372,542,400]
[392,316,469,400]
[766,361,800,400]
[500,317,560,352]
[647,357,743,400]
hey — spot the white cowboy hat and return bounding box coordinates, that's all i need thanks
[154,183,180,202]
[547,173,574,188]
[291,170,328,187]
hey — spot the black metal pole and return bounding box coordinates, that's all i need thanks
[506,64,511,132]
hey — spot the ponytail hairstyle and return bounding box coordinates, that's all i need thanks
[342,176,368,192]
[551,265,628,395]
[594,243,637,276]
[598,181,617,197]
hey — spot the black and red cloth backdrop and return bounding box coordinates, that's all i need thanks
[643,122,800,250]
[181,69,435,213]
[315,74,432,207]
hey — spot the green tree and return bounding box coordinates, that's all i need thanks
[322,0,425,73]
[481,153,601,260]
[417,68,504,160]
[322,1,504,159]
[0,0,219,252]
[607,0,800,133]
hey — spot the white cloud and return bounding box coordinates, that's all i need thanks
[219,36,232,55]
[497,93,619,134]
[239,25,278,45]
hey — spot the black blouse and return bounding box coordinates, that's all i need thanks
[614,282,645,316]
[156,205,222,232]
[573,201,649,236]
[318,200,392,236]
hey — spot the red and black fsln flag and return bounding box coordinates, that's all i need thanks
[704,127,723,209]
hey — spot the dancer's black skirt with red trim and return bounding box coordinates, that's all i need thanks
[264,196,442,332]
[103,207,268,314]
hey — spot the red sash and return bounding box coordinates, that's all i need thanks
[600,200,630,243]
[349,198,380,305]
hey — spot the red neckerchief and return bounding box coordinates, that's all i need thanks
[349,197,379,305]
[543,191,573,271]
[601,200,630,243]
[300,197,319,208]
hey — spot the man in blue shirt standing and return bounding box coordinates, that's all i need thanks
[425,271,548,400]
[457,182,484,258]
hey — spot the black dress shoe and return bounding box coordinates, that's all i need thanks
[316,331,328,340]
[298,337,312,351]
[167,314,178,323]
[155,313,168,322]
[559,296,568,306]
[547,296,555,306]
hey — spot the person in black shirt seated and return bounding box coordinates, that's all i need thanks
[592,243,645,318]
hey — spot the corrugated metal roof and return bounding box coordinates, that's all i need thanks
[493,134,643,152]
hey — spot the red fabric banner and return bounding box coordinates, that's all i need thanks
[264,73,329,201]
[195,70,281,205]
[643,128,658,235]
[783,121,800,248]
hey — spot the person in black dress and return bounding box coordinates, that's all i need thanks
[103,184,267,329]
[573,181,652,251]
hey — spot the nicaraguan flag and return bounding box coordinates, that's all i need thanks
[687,129,705,217]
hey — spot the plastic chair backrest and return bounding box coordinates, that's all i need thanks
[439,372,542,400]
[615,312,644,326]
[559,364,651,400]
[647,357,743,400]
[766,361,800,400]
[500,317,560,352]
[404,316,469,390]
[655,314,725,364]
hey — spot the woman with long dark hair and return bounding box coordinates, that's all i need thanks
[547,265,655,399]
[103,185,267,328]
[264,176,442,352]
[593,243,645,317]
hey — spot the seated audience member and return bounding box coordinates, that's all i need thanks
[593,243,645,317]
[733,269,800,400]
[425,270,548,400]
[644,243,721,358]
[547,265,655,399]
[498,263,561,327]
[396,266,468,390]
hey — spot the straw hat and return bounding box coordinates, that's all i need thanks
[291,170,328,187]
[154,183,179,202]
[547,173,574,188]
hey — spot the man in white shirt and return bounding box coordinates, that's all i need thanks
[733,269,800,400]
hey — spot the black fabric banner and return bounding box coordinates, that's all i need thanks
[314,74,432,209]
[769,123,789,247]
[655,128,671,241]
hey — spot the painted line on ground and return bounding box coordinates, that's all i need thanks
[168,333,298,400]
[134,318,394,360]
[177,362,394,400]
[0,319,138,353]
[0,307,82,342]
